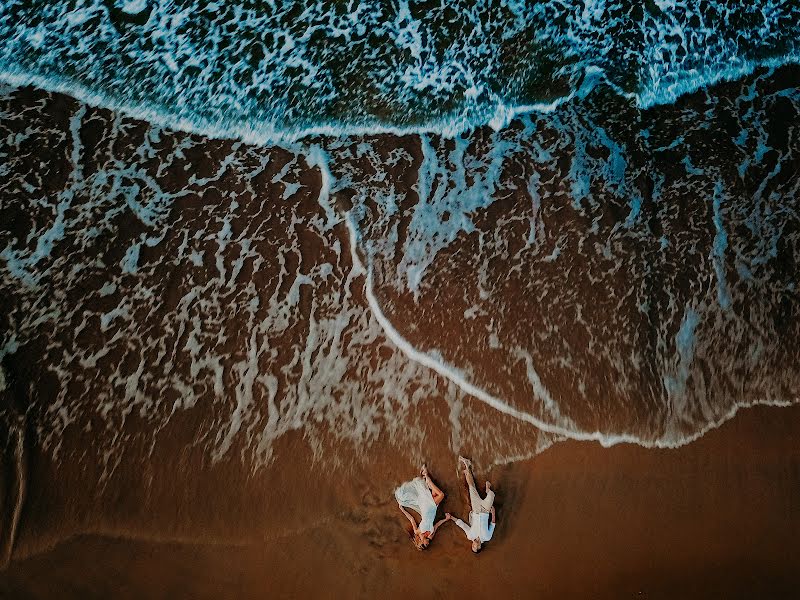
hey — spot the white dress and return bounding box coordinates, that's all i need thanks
[394,477,438,533]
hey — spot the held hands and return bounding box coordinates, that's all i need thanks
[445,513,452,520]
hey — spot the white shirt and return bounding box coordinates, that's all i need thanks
[454,511,495,542]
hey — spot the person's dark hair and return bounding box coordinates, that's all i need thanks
[413,533,429,551]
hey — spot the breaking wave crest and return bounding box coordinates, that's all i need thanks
[0,0,799,142]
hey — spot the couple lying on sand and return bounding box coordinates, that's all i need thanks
[396,456,496,553]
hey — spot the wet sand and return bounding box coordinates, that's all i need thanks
[0,403,798,599]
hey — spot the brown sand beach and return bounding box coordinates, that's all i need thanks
[0,402,798,599]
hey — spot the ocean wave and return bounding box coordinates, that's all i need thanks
[1,0,798,143]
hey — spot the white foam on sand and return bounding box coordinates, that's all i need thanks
[343,210,796,451]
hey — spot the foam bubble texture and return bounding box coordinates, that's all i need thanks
[0,1,797,142]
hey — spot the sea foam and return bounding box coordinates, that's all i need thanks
[0,0,798,144]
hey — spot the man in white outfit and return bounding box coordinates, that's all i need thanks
[445,456,496,553]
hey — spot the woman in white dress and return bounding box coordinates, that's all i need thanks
[395,464,447,550]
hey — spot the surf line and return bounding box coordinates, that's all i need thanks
[343,211,610,445]
[342,212,799,451]
[0,63,620,147]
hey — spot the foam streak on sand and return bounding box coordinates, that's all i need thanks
[352,215,797,450]
[342,184,797,451]
[340,159,797,448]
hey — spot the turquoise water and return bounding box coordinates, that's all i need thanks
[0,0,798,142]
